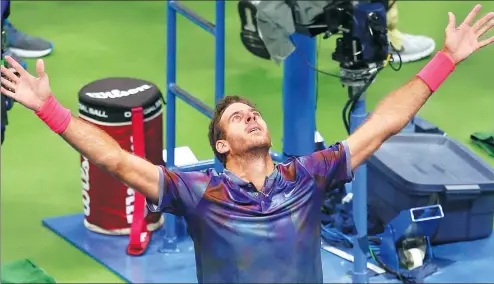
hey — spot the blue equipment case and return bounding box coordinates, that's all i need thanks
[367,133,494,244]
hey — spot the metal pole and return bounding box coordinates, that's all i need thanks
[214,0,225,172]
[348,87,369,284]
[162,0,178,252]
[166,1,177,170]
[282,33,317,158]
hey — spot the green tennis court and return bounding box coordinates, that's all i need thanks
[1,1,493,282]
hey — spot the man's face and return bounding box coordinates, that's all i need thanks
[216,102,271,158]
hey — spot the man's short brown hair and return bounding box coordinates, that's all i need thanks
[208,95,257,165]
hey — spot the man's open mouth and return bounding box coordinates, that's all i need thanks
[248,127,261,133]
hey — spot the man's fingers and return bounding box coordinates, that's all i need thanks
[4,56,28,76]
[447,12,456,30]
[0,65,20,84]
[476,19,494,38]
[0,86,17,100]
[461,4,482,27]
[35,59,46,78]
[473,12,494,33]
[1,76,16,91]
[479,35,494,48]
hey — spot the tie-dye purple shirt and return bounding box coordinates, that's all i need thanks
[147,141,353,283]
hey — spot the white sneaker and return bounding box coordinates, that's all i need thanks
[390,31,436,63]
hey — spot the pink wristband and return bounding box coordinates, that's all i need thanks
[416,51,456,92]
[35,95,72,134]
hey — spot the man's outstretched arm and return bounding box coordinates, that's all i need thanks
[60,116,161,203]
[0,57,161,204]
[346,76,432,170]
[347,5,493,170]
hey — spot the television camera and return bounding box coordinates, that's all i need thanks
[238,0,401,134]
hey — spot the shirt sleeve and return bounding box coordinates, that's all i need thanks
[297,140,353,189]
[146,165,211,215]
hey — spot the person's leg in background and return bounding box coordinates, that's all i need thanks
[4,19,53,59]
[1,0,53,69]
[387,0,436,63]
[1,0,52,144]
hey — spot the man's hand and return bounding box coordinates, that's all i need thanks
[1,56,51,112]
[0,55,162,203]
[347,4,493,171]
[442,4,494,64]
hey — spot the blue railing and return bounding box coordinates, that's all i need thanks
[162,0,225,252]
[166,0,224,174]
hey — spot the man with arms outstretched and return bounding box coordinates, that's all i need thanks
[1,5,493,283]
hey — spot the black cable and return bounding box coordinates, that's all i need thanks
[342,72,377,134]
[342,95,354,133]
[346,75,374,130]
[297,48,345,80]
[389,42,403,71]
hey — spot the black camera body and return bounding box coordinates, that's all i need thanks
[239,0,389,70]
[286,0,389,69]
